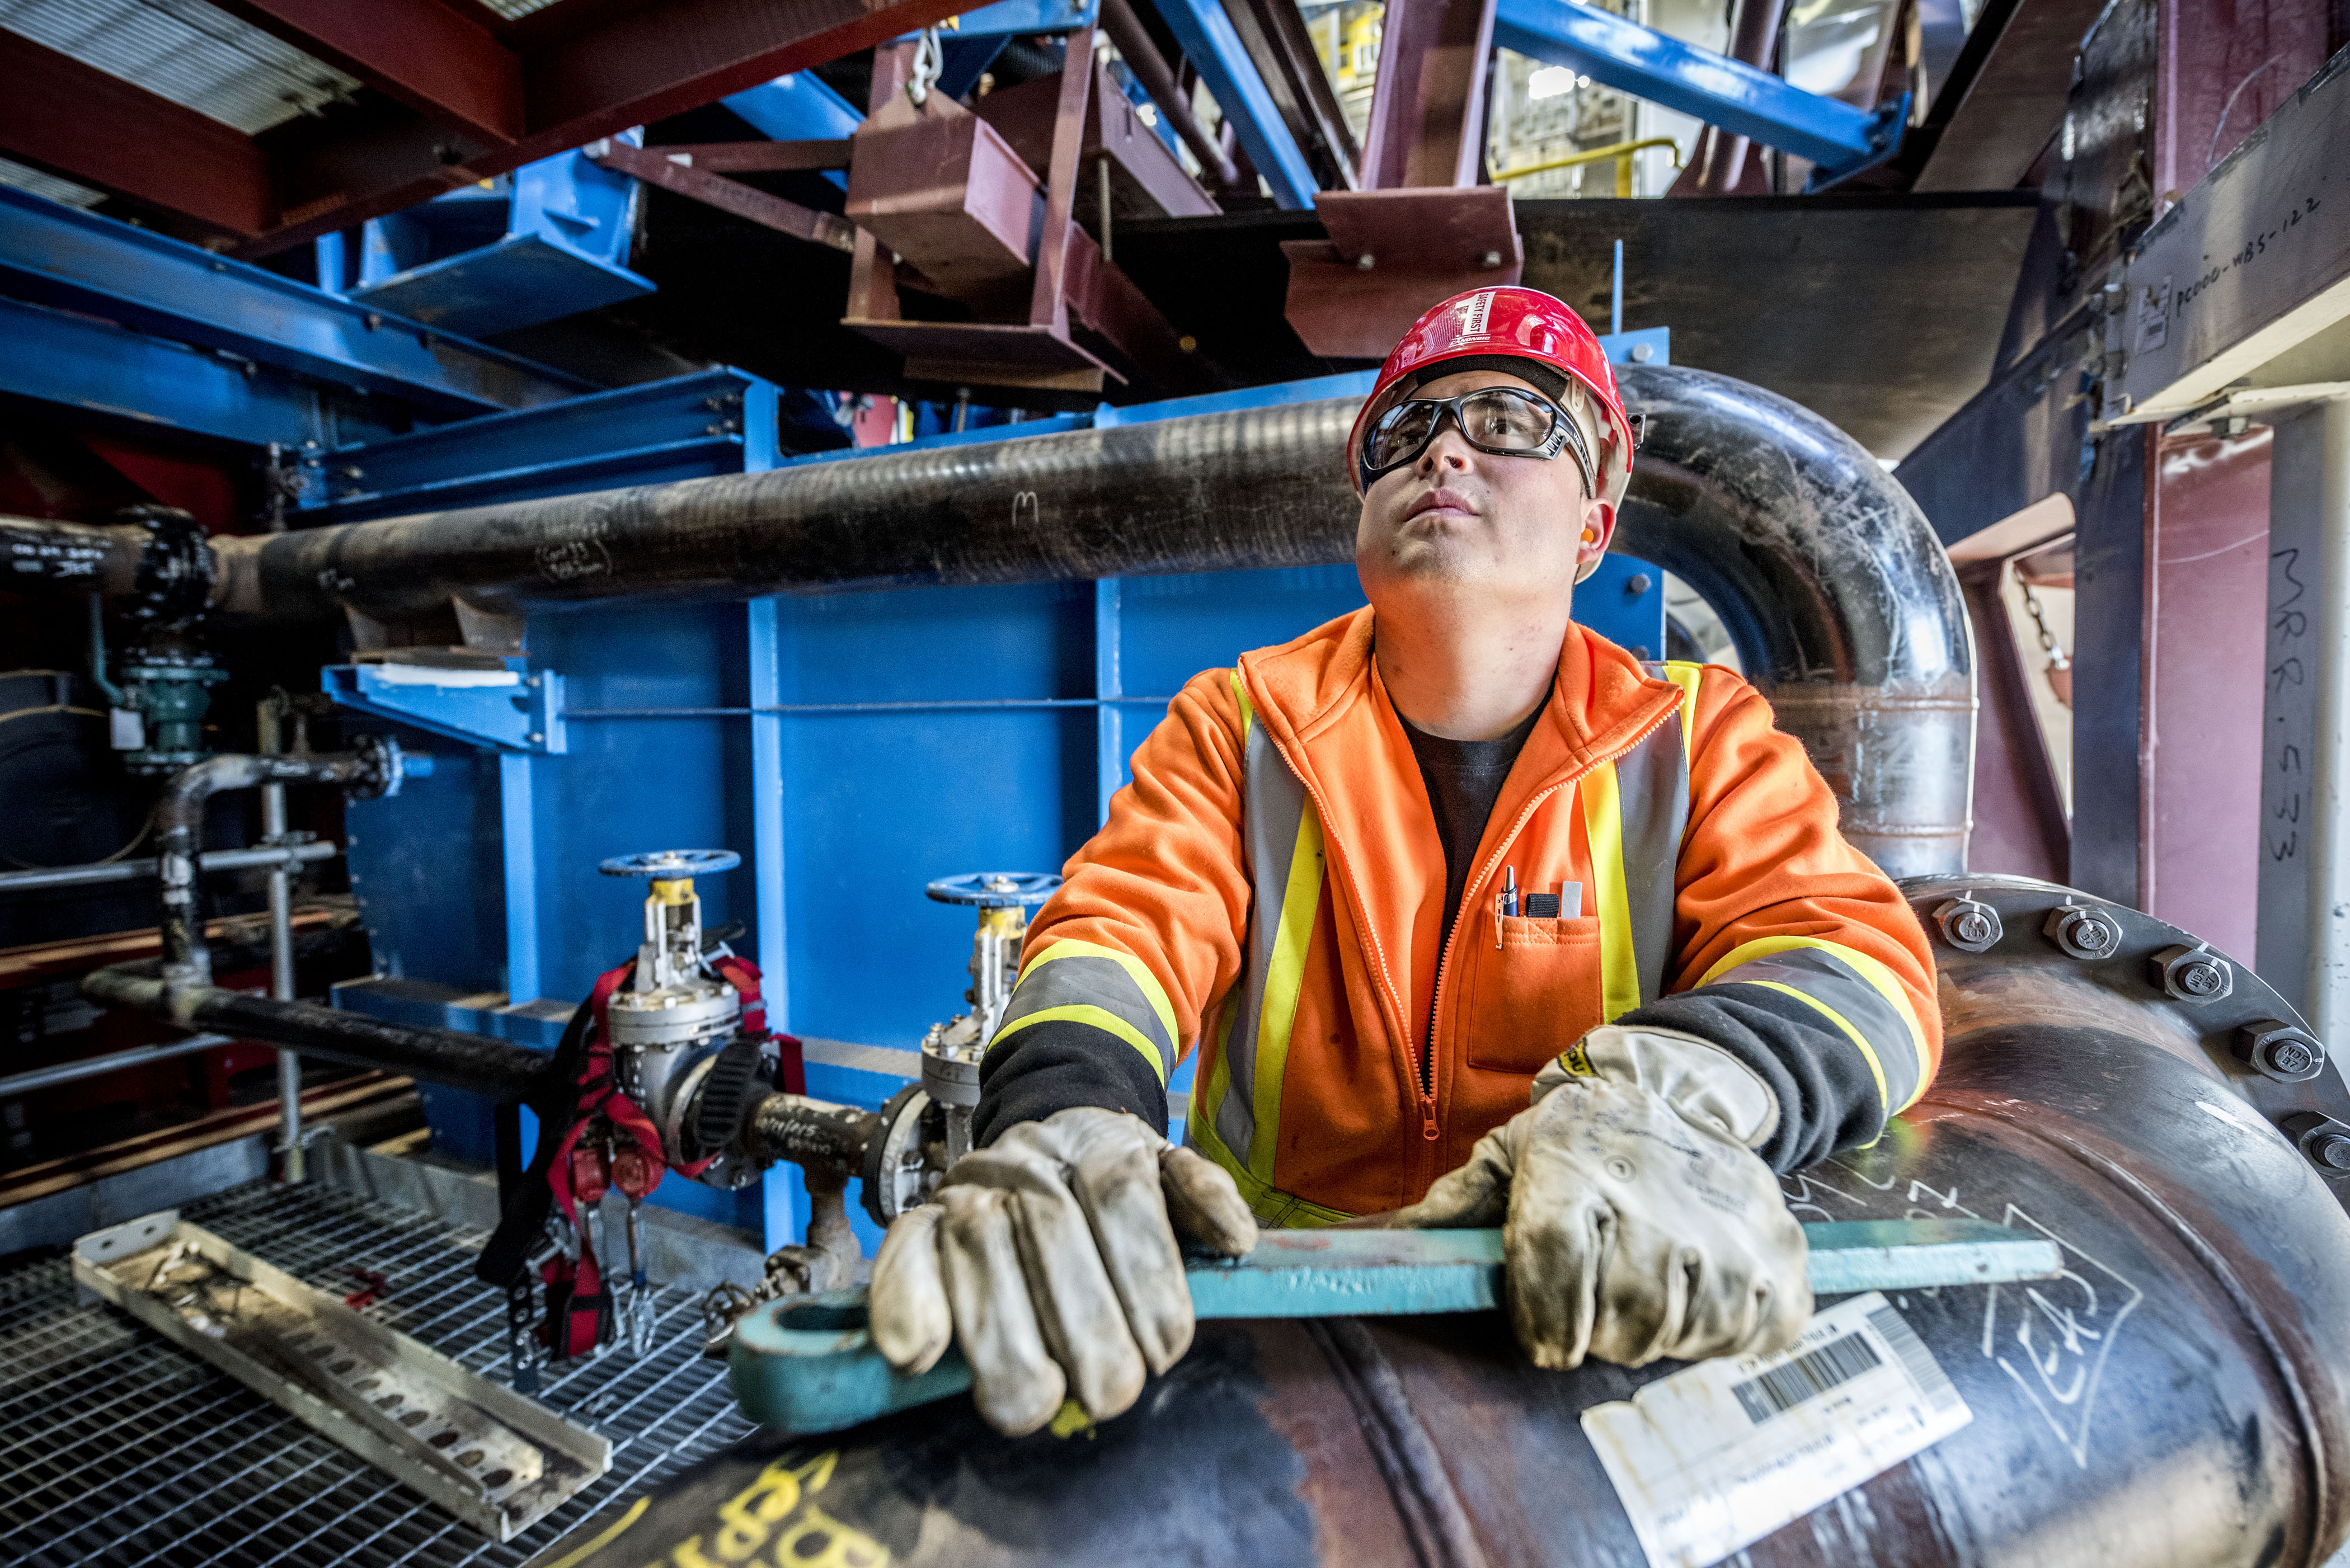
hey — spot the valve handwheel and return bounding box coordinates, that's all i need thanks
[924,872,1062,908]
[599,849,742,878]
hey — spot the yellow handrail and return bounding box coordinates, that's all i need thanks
[1493,136,1684,197]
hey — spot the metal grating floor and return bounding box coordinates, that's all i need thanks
[0,1180,756,1566]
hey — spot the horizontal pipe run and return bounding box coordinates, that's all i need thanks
[0,1033,237,1098]
[0,839,339,894]
[561,698,1186,718]
[157,754,364,992]
[81,963,555,1102]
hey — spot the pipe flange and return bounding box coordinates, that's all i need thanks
[2150,944,2234,1004]
[346,733,410,800]
[2236,1020,2326,1084]
[2043,901,2123,961]
[861,1083,937,1226]
[1932,894,2001,953]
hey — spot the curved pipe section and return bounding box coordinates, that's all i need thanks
[180,366,1964,870]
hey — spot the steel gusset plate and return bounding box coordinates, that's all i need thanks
[535,874,2350,1567]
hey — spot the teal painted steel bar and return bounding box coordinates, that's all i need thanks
[729,1219,2063,1434]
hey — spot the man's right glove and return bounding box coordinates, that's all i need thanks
[868,1106,1257,1436]
[1394,1024,1811,1370]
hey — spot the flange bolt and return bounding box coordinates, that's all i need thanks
[1933,894,2001,954]
[2043,901,2122,960]
[2235,1019,2326,1084]
[2149,944,2233,1002]
[2313,1132,2350,1174]
[2286,1114,2350,1176]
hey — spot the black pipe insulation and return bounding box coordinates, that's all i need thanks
[79,963,557,1100]
[191,364,1972,872]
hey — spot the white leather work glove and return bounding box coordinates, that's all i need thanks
[1395,1025,1810,1370]
[868,1107,1257,1435]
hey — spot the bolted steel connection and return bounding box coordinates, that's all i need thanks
[2236,1019,2328,1084]
[1933,894,2002,953]
[2043,901,2123,961]
[2149,944,2234,1003]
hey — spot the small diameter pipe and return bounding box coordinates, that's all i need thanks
[1099,0,1242,190]
[0,840,338,894]
[81,963,557,1101]
[0,1033,236,1099]
[157,754,363,995]
[259,699,303,1183]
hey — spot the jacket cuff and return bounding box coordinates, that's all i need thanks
[973,1017,1171,1146]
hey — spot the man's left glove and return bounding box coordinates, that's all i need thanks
[1394,1025,1810,1369]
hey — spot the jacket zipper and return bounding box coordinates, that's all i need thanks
[1416,700,1683,1142]
[1247,673,1681,1161]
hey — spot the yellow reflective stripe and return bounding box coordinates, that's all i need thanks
[1190,1111,1355,1227]
[1247,803,1324,1180]
[1746,980,1889,1114]
[990,1005,1167,1084]
[1016,938,1180,1050]
[1229,668,1254,737]
[1658,661,1703,773]
[1580,760,1642,1021]
[1196,991,1238,1152]
[1698,935,1931,1110]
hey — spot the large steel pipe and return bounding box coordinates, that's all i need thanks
[536,876,2350,1568]
[190,367,1967,869]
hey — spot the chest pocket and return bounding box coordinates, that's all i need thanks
[1461,913,1608,1073]
[1456,669,1698,1074]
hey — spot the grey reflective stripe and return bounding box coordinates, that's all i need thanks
[997,953,1178,1071]
[1209,718,1316,1167]
[1622,676,1693,1005]
[1716,947,1924,1109]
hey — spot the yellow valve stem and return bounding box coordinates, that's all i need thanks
[979,906,1027,937]
[651,878,694,905]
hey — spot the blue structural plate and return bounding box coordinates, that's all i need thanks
[346,234,654,339]
[0,185,588,420]
[1597,327,1670,367]
[729,1221,2064,1434]
[323,661,564,754]
[299,369,778,522]
[1493,0,1905,182]
[0,293,401,450]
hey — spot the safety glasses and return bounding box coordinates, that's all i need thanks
[1358,385,1597,498]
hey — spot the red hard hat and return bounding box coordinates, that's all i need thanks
[1346,286,1635,514]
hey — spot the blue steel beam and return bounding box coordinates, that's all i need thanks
[1492,0,1907,183]
[0,186,591,422]
[0,294,403,450]
[1145,0,1319,208]
[298,369,782,522]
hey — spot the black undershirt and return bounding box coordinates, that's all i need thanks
[1398,705,1544,960]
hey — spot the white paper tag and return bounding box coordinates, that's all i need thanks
[1581,1292,1971,1568]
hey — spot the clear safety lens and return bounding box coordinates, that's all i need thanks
[1362,387,1559,472]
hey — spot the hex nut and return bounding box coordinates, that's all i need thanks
[1933,897,2002,954]
[2234,1019,2326,1084]
[2286,1114,2350,1177]
[2148,944,2233,1003]
[2043,902,2123,960]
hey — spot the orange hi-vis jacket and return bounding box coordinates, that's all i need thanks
[975,606,1942,1223]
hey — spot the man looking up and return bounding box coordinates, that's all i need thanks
[871,286,1942,1435]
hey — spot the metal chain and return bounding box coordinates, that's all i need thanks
[2019,574,2070,671]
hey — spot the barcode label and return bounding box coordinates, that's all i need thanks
[1866,1302,1963,1414]
[1732,1330,1882,1423]
[1582,1292,1975,1568]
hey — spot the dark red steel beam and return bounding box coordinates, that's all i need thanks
[208,0,525,146]
[0,30,275,239]
[521,0,977,152]
[589,138,854,249]
[233,0,977,256]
